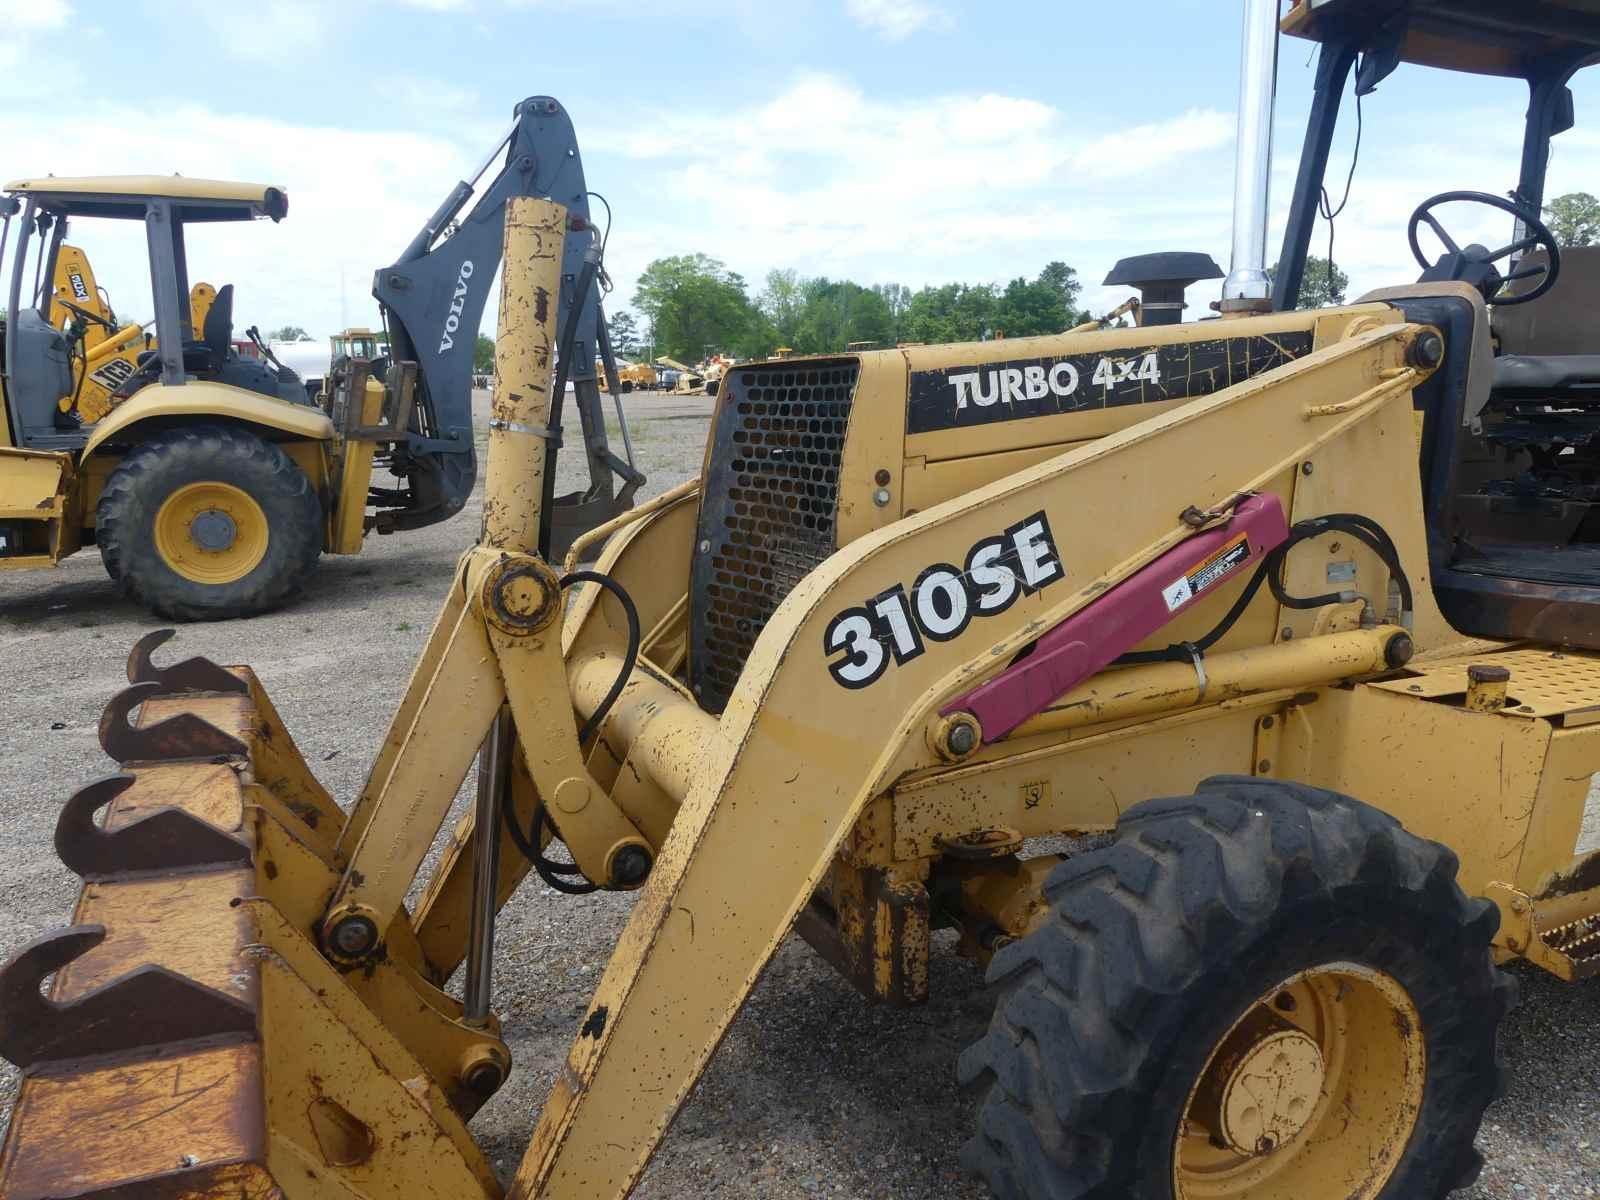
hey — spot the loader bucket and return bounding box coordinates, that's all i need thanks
[0,632,502,1200]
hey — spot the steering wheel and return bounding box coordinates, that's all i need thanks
[1407,190,1561,305]
[56,298,118,331]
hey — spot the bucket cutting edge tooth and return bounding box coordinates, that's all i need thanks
[98,681,249,764]
[0,925,256,1071]
[126,629,249,697]
[54,773,251,879]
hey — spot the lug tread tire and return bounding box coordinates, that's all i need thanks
[97,424,321,621]
[959,775,1515,1200]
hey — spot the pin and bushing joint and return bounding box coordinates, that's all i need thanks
[932,712,983,762]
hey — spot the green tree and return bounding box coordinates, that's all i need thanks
[789,278,893,353]
[606,310,643,359]
[472,334,495,373]
[873,282,911,320]
[269,324,309,341]
[1268,255,1348,309]
[633,254,758,361]
[757,269,806,348]
[1544,191,1600,247]
[899,282,999,345]
[992,262,1088,337]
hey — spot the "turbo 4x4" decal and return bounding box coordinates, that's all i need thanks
[824,512,1062,688]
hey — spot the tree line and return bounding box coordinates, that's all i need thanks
[621,255,1092,363]
[266,193,1600,366]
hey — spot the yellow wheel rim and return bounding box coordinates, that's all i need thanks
[153,481,269,585]
[1173,962,1425,1200]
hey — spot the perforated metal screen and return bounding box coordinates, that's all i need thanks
[688,359,860,713]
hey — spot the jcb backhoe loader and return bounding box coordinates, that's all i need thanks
[44,243,149,424]
[0,95,640,620]
[5,2,1600,1198]
[45,244,230,425]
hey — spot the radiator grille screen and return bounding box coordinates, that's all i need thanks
[688,359,859,713]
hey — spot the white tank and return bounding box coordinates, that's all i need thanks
[270,338,331,384]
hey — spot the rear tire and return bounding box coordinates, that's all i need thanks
[959,776,1513,1200]
[97,425,322,621]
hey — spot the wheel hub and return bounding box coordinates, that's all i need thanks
[1215,1028,1325,1155]
[153,481,270,585]
[1175,963,1425,1199]
[188,509,238,553]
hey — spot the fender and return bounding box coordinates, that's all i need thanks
[80,380,334,458]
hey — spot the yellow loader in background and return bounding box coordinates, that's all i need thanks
[615,359,657,392]
[4,4,1600,1200]
[652,354,705,394]
[44,243,226,425]
[0,96,640,619]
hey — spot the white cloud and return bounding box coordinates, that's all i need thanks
[1070,108,1234,180]
[590,74,1237,309]
[395,0,470,9]
[844,0,951,41]
[177,0,335,63]
[3,100,473,341]
[0,0,71,31]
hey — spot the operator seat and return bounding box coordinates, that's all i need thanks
[183,283,233,375]
[1490,248,1600,401]
[116,283,236,397]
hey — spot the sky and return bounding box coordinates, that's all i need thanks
[6,0,1600,346]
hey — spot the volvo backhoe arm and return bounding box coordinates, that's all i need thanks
[368,96,641,545]
[0,197,1481,1199]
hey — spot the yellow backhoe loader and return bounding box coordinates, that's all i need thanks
[5,3,1600,1199]
[652,354,705,394]
[616,359,657,392]
[44,244,225,425]
[0,96,640,620]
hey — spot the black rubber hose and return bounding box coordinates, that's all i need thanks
[501,568,641,895]
[560,569,641,744]
[1115,513,1412,667]
[502,786,595,893]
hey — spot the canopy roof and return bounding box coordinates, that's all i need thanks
[2,176,287,222]
[1282,0,1600,78]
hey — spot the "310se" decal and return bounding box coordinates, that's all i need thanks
[824,512,1062,688]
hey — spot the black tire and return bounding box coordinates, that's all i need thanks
[959,776,1514,1200]
[97,424,322,621]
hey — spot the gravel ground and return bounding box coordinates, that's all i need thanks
[0,386,1596,1198]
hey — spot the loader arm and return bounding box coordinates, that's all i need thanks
[507,315,1440,1196]
[370,95,640,538]
[0,201,1446,1200]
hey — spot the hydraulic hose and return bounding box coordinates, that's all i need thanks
[1116,513,1412,667]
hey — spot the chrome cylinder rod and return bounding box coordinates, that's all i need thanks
[463,706,513,1025]
[1221,0,1280,309]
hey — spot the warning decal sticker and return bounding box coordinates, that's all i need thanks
[1162,532,1252,613]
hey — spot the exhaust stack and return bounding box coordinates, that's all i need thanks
[1220,0,1280,313]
